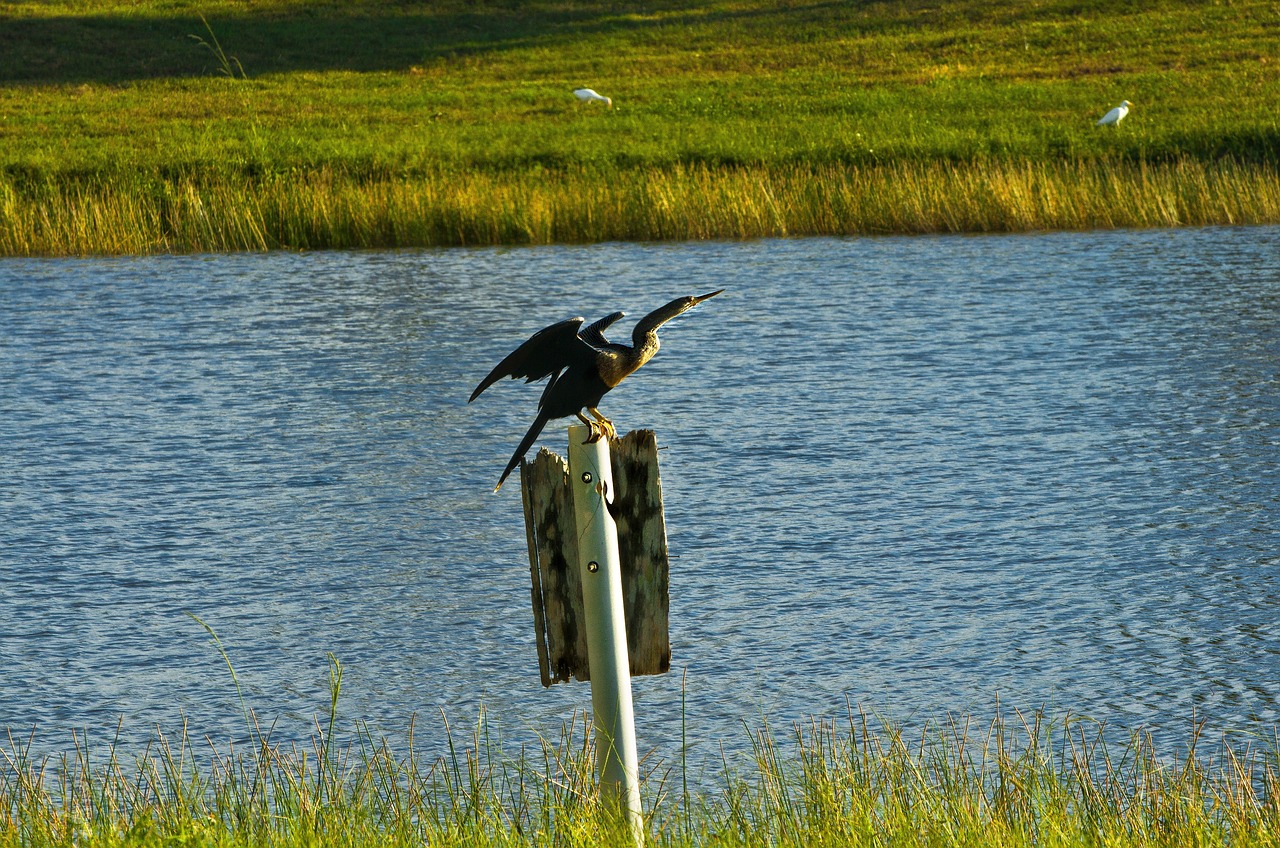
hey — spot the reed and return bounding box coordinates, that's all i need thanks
[4,159,1278,256]
[3,670,1279,847]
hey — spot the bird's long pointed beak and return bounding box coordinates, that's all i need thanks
[694,289,725,304]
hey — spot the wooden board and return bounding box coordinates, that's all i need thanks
[521,429,671,686]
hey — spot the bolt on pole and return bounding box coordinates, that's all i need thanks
[567,423,643,844]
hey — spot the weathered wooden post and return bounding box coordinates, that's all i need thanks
[521,427,671,846]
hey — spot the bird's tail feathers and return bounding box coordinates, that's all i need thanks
[494,411,551,492]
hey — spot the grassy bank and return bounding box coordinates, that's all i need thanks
[3,703,1278,846]
[5,159,1279,254]
[2,0,1279,254]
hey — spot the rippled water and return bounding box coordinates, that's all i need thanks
[2,228,1278,774]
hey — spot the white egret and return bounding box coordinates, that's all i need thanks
[573,88,612,107]
[1096,100,1132,126]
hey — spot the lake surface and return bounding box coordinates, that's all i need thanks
[2,228,1278,779]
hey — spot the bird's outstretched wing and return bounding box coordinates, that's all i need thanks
[581,311,625,348]
[470,317,595,402]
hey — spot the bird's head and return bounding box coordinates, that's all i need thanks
[1121,100,1133,108]
[630,289,719,332]
[668,288,724,318]
[636,289,724,335]
[679,289,724,310]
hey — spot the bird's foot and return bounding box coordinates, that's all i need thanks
[583,420,610,443]
[578,413,617,443]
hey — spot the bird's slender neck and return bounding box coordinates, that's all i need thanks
[628,323,661,368]
[634,297,694,341]
[597,297,695,387]
[626,297,695,368]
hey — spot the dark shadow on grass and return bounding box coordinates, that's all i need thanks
[0,0,1152,85]
[0,1,844,84]
[0,8,562,83]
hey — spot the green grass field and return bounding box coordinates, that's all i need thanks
[2,0,1278,253]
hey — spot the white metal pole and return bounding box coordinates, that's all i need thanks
[567,423,643,843]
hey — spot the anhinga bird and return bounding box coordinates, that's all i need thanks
[470,289,724,491]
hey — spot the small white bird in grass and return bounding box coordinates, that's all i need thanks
[573,88,612,107]
[1096,100,1132,126]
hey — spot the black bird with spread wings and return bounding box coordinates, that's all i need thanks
[470,290,724,491]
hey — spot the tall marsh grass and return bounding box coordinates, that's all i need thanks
[5,158,1279,256]
[3,693,1278,846]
